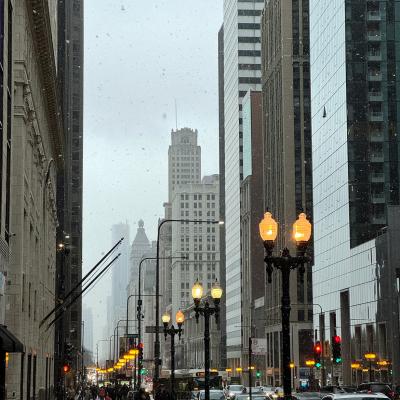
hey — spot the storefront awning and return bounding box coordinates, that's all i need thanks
[0,325,24,352]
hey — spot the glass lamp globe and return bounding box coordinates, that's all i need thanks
[162,312,171,324]
[176,310,185,325]
[192,279,204,300]
[259,212,278,241]
[292,213,312,243]
[211,279,223,300]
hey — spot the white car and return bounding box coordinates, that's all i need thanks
[321,393,390,400]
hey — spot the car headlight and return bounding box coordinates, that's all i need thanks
[229,393,235,398]
[272,395,278,399]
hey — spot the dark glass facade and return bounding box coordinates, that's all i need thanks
[346,0,400,248]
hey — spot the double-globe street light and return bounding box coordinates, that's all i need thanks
[162,310,185,399]
[191,279,223,400]
[154,218,223,382]
[259,211,312,400]
[126,255,186,389]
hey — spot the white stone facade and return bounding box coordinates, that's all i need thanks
[168,128,201,202]
[170,175,220,318]
[4,0,63,398]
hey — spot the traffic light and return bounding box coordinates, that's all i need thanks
[332,335,342,364]
[64,342,74,364]
[256,370,261,379]
[62,364,71,374]
[314,341,322,368]
[138,342,144,362]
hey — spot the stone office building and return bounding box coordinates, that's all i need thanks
[4,0,64,398]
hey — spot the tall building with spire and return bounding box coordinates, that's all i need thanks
[130,220,151,286]
[168,128,201,202]
[111,223,130,330]
[128,220,156,367]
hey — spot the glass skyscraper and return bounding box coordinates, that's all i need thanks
[310,0,400,385]
[223,0,264,368]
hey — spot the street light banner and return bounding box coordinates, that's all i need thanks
[252,338,267,355]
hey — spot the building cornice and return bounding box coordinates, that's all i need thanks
[26,0,64,169]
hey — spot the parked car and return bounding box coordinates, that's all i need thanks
[357,383,396,400]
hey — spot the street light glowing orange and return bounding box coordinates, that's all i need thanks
[176,310,185,325]
[259,212,278,241]
[292,213,312,243]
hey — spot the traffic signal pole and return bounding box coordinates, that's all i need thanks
[249,337,252,400]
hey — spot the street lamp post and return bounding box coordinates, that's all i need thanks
[365,353,376,381]
[154,218,222,382]
[81,321,85,384]
[162,310,185,399]
[259,211,312,400]
[96,338,111,384]
[135,255,185,388]
[191,279,223,400]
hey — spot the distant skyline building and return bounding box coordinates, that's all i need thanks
[128,220,156,366]
[170,175,220,316]
[168,127,201,202]
[83,306,94,356]
[310,0,400,385]
[261,0,314,386]
[111,222,130,331]
[223,0,264,368]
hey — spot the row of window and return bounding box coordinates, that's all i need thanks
[180,210,216,217]
[180,194,216,200]
[180,226,216,233]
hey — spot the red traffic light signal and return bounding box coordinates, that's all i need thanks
[63,364,71,374]
[137,342,144,349]
[333,335,341,344]
[314,341,322,355]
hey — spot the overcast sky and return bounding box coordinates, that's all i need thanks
[82,0,223,358]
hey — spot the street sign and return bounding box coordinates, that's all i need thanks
[333,364,342,377]
[252,338,267,355]
[127,334,139,338]
[145,326,164,333]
